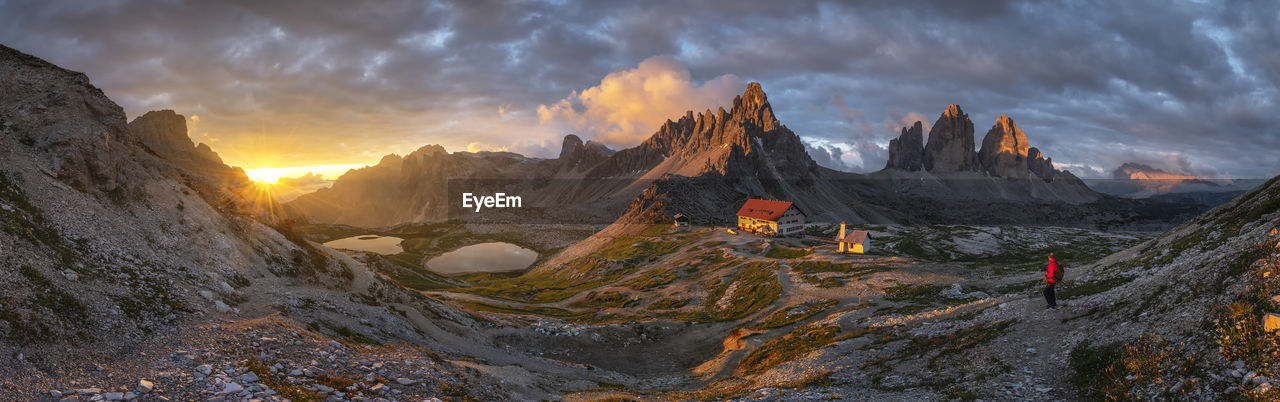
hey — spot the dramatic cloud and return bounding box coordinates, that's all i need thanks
[271,172,335,202]
[537,55,742,148]
[0,0,1275,178]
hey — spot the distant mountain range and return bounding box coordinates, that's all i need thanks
[1082,162,1263,206]
[286,83,1209,230]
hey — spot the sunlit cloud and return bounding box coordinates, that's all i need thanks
[0,0,1275,179]
[537,55,743,148]
[244,164,368,184]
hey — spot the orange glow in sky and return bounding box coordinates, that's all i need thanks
[242,164,370,184]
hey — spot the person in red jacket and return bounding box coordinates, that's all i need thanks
[1043,252,1060,309]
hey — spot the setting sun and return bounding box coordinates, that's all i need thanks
[245,168,284,184]
[242,164,368,185]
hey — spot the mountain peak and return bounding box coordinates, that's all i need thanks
[978,114,1030,178]
[560,134,584,159]
[924,104,978,173]
[730,82,778,131]
[743,82,767,102]
[130,109,193,153]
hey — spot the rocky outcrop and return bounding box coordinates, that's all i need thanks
[977,115,1030,179]
[0,44,132,193]
[1027,147,1055,181]
[582,82,816,183]
[885,122,925,171]
[560,134,584,159]
[923,104,978,173]
[124,109,293,221]
[558,134,613,172]
[1024,146,1054,179]
[129,110,224,167]
[129,110,191,155]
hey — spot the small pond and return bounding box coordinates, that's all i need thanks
[322,235,404,255]
[426,242,538,275]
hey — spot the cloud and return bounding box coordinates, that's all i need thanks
[0,0,1274,179]
[805,142,853,172]
[465,142,509,153]
[884,111,931,140]
[272,172,335,202]
[537,55,743,148]
[803,139,887,173]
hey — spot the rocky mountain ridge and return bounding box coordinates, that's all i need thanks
[0,43,582,400]
[289,82,1212,230]
[885,104,1076,185]
[286,82,827,227]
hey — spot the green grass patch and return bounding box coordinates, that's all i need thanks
[758,299,838,329]
[326,323,379,345]
[792,261,852,274]
[568,291,637,309]
[737,323,866,375]
[1069,335,1199,400]
[867,320,1016,371]
[646,297,692,310]
[1212,240,1280,400]
[622,267,677,291]
[453,226,695,302]
[703,262,783,321]
[457,301,594,321]
[1059,276,1131,299]
[764,244,813,259]
[248,356,321,401]
[801,274,843,288]
[883,284,943,303]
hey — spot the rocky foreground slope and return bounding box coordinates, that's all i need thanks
[0,44,644,400]
[694,174,1280,400]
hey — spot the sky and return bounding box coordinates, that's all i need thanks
[1,0,1277,180]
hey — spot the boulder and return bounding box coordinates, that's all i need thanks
[1265,313,1280,332]
[923,104,978,173]
[977,115,1030,178]
[218,382,243,394]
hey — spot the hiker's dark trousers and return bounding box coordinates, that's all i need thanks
[1044,283,1057,308]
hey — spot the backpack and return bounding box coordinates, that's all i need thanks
[1052,261,1064,282]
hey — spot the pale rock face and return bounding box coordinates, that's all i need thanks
[923,104,978,173]
[885,121,925,171]
[978,115,1031,179]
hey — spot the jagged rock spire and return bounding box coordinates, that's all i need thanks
[923,104,978,173]
[978,115,1030,179]
[885,121,925,171]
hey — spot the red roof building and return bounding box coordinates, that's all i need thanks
[736,199,805,236]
